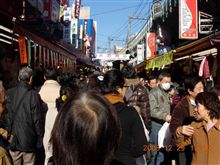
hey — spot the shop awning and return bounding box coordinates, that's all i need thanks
[174,32,220,59]
[15,25,77,59]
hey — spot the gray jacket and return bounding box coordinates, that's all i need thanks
[149,85,170,122]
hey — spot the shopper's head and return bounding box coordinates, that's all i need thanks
[195,91,220,120]
[158,72,171,91]
[44,68,58,80]
[103,69,125,95]
[184,76,204,98]
[18,66,34,84]
[148,76,158,89]
[51,91,121,165]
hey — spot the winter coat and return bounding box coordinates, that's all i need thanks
[126,84,151,131]
[5,81,42,152]
[170,96,197,135]
[0,128,12,165]
[175,120,220,165]
[105,93,148,165]
[149,86,170,124]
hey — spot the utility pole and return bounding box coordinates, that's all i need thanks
[127,16,147,47]
[108,37,126,54]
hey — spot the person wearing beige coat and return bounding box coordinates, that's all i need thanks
[175,92,220,165]
[39,68,61,165]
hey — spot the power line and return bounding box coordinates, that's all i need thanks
[91,2,150,17]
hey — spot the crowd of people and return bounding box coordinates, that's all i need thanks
[0,65,220,165]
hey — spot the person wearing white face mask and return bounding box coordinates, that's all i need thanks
[148,72,172,165]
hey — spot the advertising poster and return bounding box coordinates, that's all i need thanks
[146,33,156,59]
[179,0,198,39]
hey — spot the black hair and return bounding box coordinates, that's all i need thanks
[44,68,58,80]
[184,76,204,94]
[195,91,220,120]
[102,69,125,94]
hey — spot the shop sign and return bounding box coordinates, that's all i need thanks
[145,51,173,70]
[74,0,81,19]
[146,33,156,59]
[71,19,78,47]
[179,0,198,39]
[18,36,28,65]
[63,7,72,21]
[137,44,144,64]
[152,1,162,19]
[95,54,130,61]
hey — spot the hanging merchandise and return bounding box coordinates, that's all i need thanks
[198,57,210,78]
[18,36,28,65]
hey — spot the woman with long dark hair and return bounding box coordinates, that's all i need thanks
[102,69,148,165]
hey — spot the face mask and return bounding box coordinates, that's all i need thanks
[161,83,171,91]
[190,99,196,106]
[190,99,196,107]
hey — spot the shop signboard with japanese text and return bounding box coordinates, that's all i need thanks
[146,33,156,59]
[179,0,198,39]
[74,0,81,19]
[137,44,144,64]
[71,19,78,48]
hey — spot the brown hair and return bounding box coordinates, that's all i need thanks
[50,91,121,165]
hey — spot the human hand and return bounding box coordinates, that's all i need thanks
[165,115,172,122]
[178,125,194,137]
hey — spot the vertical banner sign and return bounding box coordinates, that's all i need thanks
[74,0,81,19]
[71,19,78,47]
[83,19,88,54]
[179,0,198,39]
[146,33,156,59]
[93,21,97,54]
[78,19,84,50]
[18,36,28,65]
[137,44,145,64]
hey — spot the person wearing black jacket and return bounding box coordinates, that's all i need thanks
[103,69,148,165]
[5,66,42,165]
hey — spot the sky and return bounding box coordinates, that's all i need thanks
[70,0,153,53]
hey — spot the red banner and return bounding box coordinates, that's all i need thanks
[18,36,28,64]
[146,33,156,59]
[179,0,198,39]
